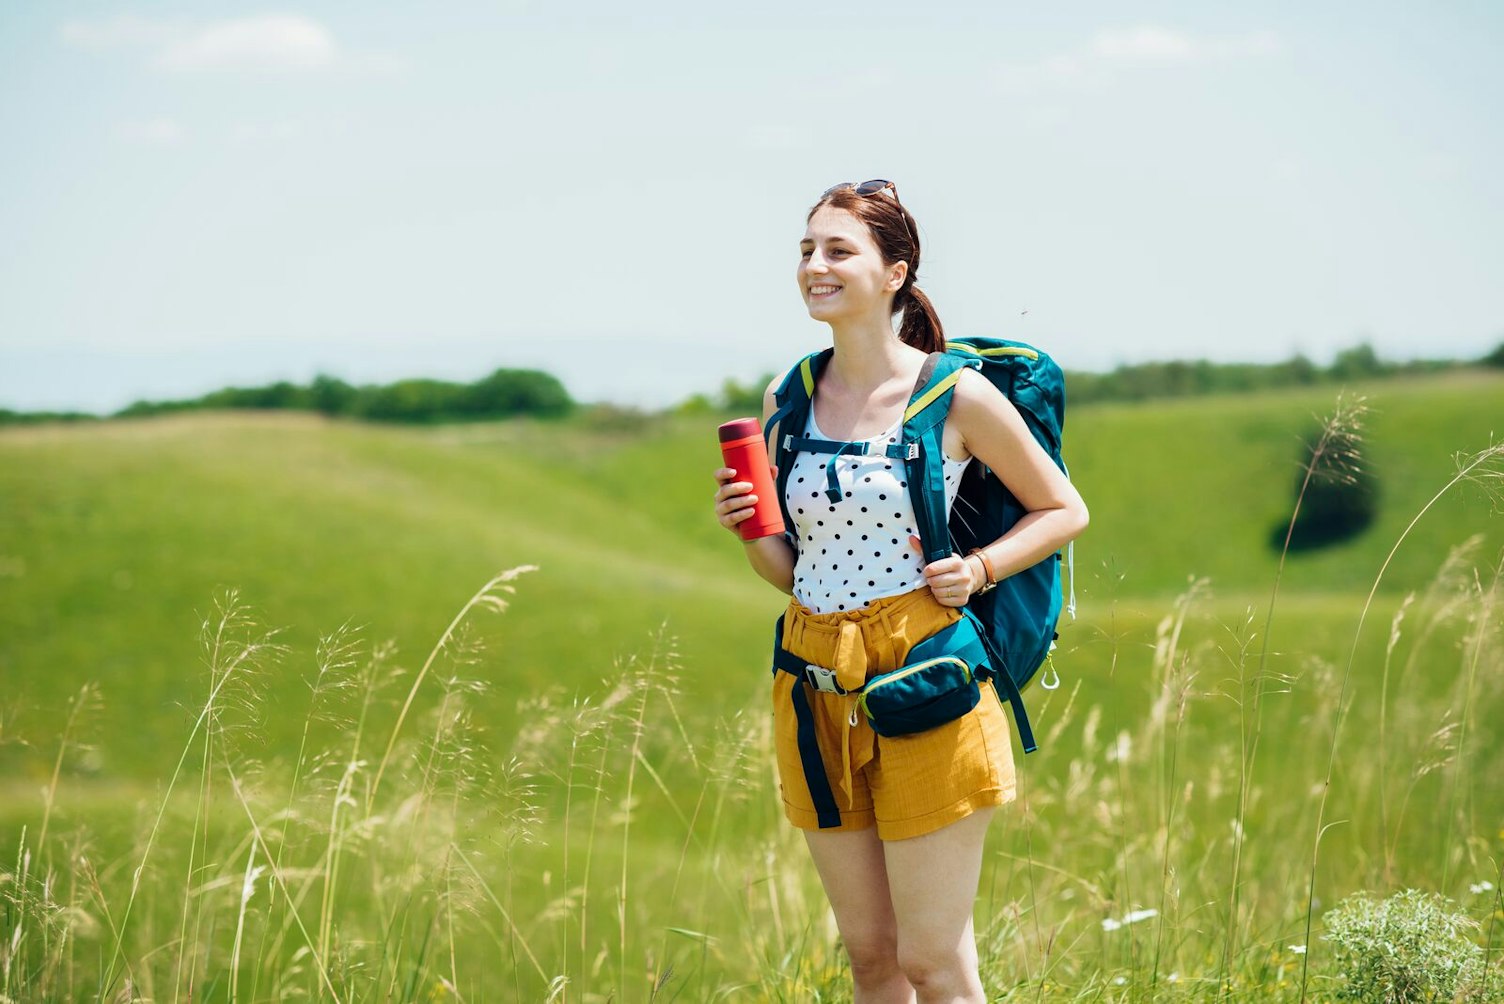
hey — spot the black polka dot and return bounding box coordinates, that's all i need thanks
[885,567,893,573]
[797,476,805,483]
[845,491,853,498]
[797,508,804,514]
[868,580,875,587]
[817,520,824,526]
[900,482,907,488]
[878,494,887,501]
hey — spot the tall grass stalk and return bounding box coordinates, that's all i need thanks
[367,565,536,810]
[1439,552,1501,892]
[1223,393,1367,995]
[97,590,280,1002]
[1298,441,1504,1002]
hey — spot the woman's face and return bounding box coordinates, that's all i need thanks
[797,205,906,323]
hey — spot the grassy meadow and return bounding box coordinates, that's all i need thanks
[2,371,1503,1001]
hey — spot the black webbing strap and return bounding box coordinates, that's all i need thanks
[966,610,1038,754]
[771,614,843,828]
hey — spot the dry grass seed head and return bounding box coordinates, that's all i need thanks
[1455,440,1504,512]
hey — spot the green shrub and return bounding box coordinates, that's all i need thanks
[1322,889,1485,1002]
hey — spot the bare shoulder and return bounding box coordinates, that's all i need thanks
[952,366,1021,422]
[761,372,783,426]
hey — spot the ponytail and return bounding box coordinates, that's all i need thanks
[896,284,945,355]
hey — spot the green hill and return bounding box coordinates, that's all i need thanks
[1,372,1499,777]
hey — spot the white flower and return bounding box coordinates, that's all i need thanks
[1288,944,1307,954]
[1470,881,1495,895]
[1101,907,1158,931]
[1113,976,1127,985]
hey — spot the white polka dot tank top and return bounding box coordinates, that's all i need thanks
[784,402,972,613]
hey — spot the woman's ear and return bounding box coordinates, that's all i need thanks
[888,260,908,292]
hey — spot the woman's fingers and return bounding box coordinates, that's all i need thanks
[713,467,761,529]
[907,535,971,602]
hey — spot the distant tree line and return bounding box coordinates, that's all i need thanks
[14,368,575,426]
[4,341,1501,426]
[678,340,1504,415]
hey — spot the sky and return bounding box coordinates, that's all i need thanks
[2,1,1502,413]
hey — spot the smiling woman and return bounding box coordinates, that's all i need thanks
[711,180,1088,1000]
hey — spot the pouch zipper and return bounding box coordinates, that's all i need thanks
[857,656,972,719]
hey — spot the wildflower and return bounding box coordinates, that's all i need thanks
[1289,944,1307,954]
[1101,907,1158,931]
[1470,881,1495,895]
[1112,976,1127,985]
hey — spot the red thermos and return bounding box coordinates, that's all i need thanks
[718,418,786,541]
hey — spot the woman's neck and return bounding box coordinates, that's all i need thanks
[826,317,925,395]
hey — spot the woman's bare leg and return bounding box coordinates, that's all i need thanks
[883,808,994,1003]
[803,827,917,1004]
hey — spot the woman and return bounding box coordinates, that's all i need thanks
[713,180,1088,1002]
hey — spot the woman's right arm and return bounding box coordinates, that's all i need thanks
[712,376,796,594]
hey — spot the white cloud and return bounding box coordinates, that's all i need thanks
[995,26,1285,93]
[158,14,336,72]
[114,117,187,146]
[60,13,399,74]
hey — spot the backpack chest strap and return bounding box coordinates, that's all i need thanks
[783,434,917,503]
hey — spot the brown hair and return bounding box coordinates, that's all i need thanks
[807,185,945,354]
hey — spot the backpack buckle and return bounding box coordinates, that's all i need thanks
[783,434,794,452]
[905,442,919,460]
[804,664,848,695]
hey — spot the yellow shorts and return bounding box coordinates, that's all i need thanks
[772,586,1017,842]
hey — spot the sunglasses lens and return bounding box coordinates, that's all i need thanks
[853,180,891,196]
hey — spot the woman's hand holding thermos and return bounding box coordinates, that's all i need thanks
[715,418,784,540]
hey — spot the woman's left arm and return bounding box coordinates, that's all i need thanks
[919,368,1089,604]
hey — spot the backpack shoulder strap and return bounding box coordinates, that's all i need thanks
[764,348,832,544]
[901,351,980,564]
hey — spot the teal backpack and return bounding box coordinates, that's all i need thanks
[762,336,1075,758]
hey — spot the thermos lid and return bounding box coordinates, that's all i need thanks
[717,417,762,443]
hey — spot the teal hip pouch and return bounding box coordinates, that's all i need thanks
[857,613,992,738]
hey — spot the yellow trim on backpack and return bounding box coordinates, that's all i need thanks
[946,341,1039,361]
[799,356,815,397]
[904,368,965,423]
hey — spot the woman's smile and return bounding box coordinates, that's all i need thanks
[809,284,842,299]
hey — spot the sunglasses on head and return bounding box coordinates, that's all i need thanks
[823,179,901,201]
[821,179,915,251]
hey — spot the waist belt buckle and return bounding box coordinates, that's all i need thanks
[804,664,847,695]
